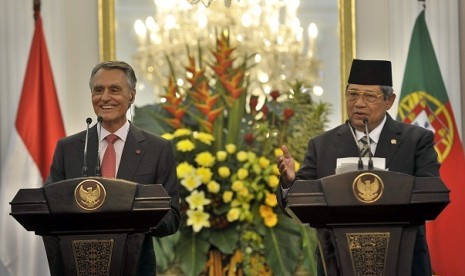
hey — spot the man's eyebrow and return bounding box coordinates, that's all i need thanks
[92,84,123,90]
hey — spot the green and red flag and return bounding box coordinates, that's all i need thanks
[397,9,465,275]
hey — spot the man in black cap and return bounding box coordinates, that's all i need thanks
[276,59,439,275]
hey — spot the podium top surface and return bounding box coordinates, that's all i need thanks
[10,177,171,234]
[285,170,450,226]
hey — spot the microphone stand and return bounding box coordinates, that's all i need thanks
[346,120,364,170]
[82,117,92,177]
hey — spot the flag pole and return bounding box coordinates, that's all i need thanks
[33,0,40,20]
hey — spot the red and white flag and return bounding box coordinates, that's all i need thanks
[0,10,65,276]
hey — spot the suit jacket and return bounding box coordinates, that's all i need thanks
[46,123,180,276]
[277,113,439,276]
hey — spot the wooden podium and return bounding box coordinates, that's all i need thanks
[285,170,449,276]
[10,177,171,276]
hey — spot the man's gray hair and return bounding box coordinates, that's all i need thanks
[89,61,137,91]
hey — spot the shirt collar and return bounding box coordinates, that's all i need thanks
[99,120,130,142]
[355,115,386,143]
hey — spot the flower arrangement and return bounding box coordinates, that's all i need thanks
[133,30,330,276]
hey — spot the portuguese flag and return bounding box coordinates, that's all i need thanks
[397,9,465,275]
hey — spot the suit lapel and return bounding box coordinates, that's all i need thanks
[375,114,403,169]
[336,125,360,157]
[117,124,146,180]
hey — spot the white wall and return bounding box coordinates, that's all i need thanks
[356,0,462,134]
[0,0,98,167]
[1,0,462,169]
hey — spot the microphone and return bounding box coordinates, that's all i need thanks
[363,118,374,170]
[82,117,92,177]
[95,116,103,176]
[346,120,364,170]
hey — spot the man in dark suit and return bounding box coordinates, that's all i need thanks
[277,59,439,276]
[46,61,180,275]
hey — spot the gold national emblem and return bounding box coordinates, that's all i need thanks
[74,179,106,211]
[352,173,384,203]
[397,91,453,163]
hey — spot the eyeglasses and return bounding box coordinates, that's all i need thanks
[345,89,384,103]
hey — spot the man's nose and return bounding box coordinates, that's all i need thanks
[354,95,367,106]
[101,89,111,101]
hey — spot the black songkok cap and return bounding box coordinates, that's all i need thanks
[348,59,392,86]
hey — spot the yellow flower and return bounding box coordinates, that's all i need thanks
[259,156,270,168]
[186,190,211,211]
[196,167,213,184]
[259,205,273,217]
[161,133,174,140]
[231,180,244,192]
[207,180,220,194]
[195,151,215,167]
[247,151,257,162]
[268,174,279,188]
[180,173,202,191]
[227,207,241,222]
[236,151,248,162]
[263,213,278,228]
[238,187,250,198]
[186,209,211,232]
[295,160,301,171]
[218,166,231,178]
[173,128,192,137]
[194,131,215,145]
[177,162,195,179]
[265,193,278,207]
[216,150,227,162]
[237,168,249,180]
[225,143,236,154]
[274,147,283,157]
[259,205,278,227]
[176,139,195,152]
[223,191,233,203]
[271,164,280,175]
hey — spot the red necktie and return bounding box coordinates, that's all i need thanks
[101,134,119,178]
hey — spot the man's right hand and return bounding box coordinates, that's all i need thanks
[276,145,296,189]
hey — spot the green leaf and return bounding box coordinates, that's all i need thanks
[132,104,171,135]
[153,232,180,272]
[177,231,211,276]
[263,214,302,276]
[209,227,240,255]
[300,225,318,275]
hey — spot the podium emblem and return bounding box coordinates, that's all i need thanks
[352,173,384,203]
[74,179,107,210]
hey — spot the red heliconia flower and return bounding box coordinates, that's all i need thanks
[219,70,245,99]
[162,105,187,119]
[185,55,206,87]
[283,108,295,122]
[206,107,224,123]
[244,133,255,145]
[270,90,281,101]
[165,118,182,129]
[211,60,234,76]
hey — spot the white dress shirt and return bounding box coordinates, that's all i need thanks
[98,120,130,175]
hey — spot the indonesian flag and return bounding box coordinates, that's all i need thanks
[0,11,65,276]
[397,9,465,275]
